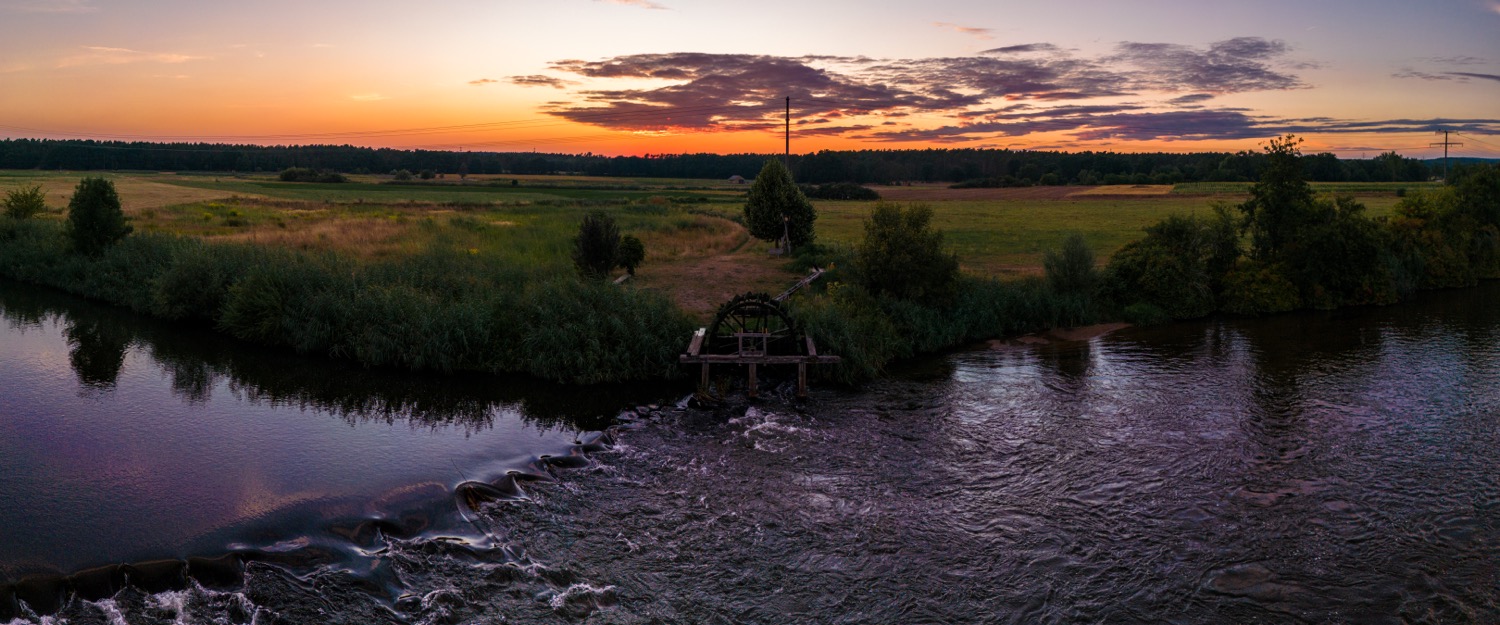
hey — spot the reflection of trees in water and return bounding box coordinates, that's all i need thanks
[0,280,670,432]
[64,318,132,389]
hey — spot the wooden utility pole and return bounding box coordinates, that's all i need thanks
[784,96,790,169]
[1431,130,1464,180]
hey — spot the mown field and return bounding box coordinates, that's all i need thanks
[0,171,1423,316]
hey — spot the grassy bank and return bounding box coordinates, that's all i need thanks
[5,167,1487,387]
[0,217,692,384]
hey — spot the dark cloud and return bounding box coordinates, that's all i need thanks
[536,42,1491,143]
[1110,37,1305,93]
[509,75,574,89]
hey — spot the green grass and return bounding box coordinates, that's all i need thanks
[812,197,1227,275]
[1172,181,1444,195]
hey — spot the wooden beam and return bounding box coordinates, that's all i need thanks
[686,327,705,357]
[684,353,846,362]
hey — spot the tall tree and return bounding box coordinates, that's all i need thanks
[744,159,816,249]
[1239,135,1315,261]
[66,177,132,255]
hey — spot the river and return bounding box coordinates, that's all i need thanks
[2,279,1497,623]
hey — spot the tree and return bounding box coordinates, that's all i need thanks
[572,211,620,278]
[66,177,131,255]
[1240,135,1315,261]
[617,235,645,276]
[744,159,816,249]
[1044,234,1097,295]
[854,202,959,302]
[3,184,46,219]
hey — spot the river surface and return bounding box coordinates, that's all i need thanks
[2,279,1498,623]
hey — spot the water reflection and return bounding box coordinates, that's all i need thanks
[1,280,669,432]
[0,279,675,581]
[63,316,131,389]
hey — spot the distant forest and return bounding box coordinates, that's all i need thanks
[0,138,1478,185]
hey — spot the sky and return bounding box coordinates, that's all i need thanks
[1,0,1497,158]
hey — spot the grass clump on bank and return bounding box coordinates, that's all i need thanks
[0,214,691,384]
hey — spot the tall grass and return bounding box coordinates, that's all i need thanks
[788,275,1100,384]
[0,217,691,384]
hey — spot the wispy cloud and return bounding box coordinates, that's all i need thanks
[933,22,993,40]
[350,93,388,102]
[469,78,500,85]
[509,75,575,88]
[1167,93,1216,106]
[982,43,1063,55]
[3,0,96,13]
[595,0,668,9]
[1395,69,1500,83]
[58,46,208,68]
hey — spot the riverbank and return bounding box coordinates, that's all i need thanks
[15,282,1497,623]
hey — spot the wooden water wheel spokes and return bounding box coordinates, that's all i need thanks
[705,293,803,358]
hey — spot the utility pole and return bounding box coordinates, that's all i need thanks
[784,96,790,169]
[1431,130,1464,181]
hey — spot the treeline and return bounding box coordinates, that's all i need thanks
[0,138,1449,185]
[786,146,1500,382]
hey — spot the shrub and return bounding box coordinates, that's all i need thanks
[1043,233,1096,296]
[1102,208,1239,320]
[1221,261,1300,315]
[853,202,959,303]
[744,159,816,248]
[3,184,47,220]
[572,211,620,278]
[278,167,347,183]
[617,235,645,276]
[66,177,132,256]
[392,169,414,181]
[799,182,880,201]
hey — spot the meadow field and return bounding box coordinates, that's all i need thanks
[0,171,1421,319]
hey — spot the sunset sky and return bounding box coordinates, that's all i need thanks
[1,0,1497,158]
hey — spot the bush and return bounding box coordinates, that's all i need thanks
[3,184,47,220]
[799,182,880,201]
[66,177,132,256]
[1221,261,1300,315]
[744,159,816,248]
[572,211,620,278]
[392,169,414,181]
[279,167,347,183]
[617,235,645,276]
[1101,208,1239,320]
[1043,233,1096,296]
[853,202,959,303]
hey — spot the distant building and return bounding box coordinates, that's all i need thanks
[728,175,747,184]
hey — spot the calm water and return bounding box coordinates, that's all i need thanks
[4,279,1499,624]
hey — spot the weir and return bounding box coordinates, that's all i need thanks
[680,272,840,398]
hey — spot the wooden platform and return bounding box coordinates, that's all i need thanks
[681,329,840,398]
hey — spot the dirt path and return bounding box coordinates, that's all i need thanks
[633,235,800,323]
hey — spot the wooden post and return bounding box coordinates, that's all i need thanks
[747,363,758,398]
[700,362,710,393]
[797,362,807,398]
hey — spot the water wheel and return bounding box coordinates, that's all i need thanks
[704,293,804,358]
